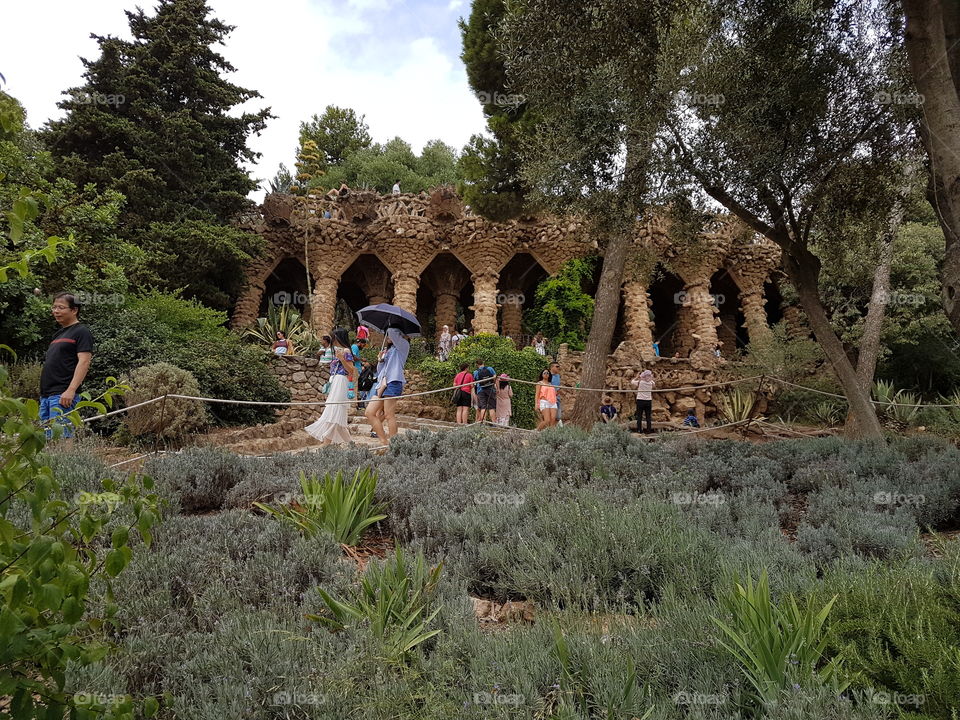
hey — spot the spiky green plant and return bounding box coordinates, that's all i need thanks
[809,401,842,427]
[872,380,920,427]
[716,388,760,423]
[308,548,442,663]
[711,570,850,709]
[243,303,321,355]
[254,468,387,545]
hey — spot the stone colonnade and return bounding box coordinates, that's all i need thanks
[232,192,786,363]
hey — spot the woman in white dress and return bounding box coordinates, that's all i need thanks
[305,328,357,445]
[438,325,452,361]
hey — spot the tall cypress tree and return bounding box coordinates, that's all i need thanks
[43,0,272,308]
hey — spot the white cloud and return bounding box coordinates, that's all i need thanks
[0,0,486,202]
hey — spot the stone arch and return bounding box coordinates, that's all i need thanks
[710,270,747,356]
[498,253,549,341]
[340,254,394,307]
[421,253,473,342]
[259,257,314,318]
[648,265,686,357]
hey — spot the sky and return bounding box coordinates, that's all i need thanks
[0,0,487,201]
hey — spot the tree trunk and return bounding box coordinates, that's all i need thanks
[843,184,907,432]
[902,0,960,335]
[783,248,884,438]
[567,227,632,429]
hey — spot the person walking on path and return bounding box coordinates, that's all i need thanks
[452,363,474,424]
[535,369,559,430]
[631,369,656,434]
[305,328,357,446]
[40,292,93,441]
[438,325,452,361]
[473,358,498,424]
[495,374,513,426]
[365,328,410,446]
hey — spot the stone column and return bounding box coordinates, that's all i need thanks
[471,272,500,335]
[499,287,523,339]
[621,280,656,360]
[308,275,339,333]
[435,291,459,338]
[680,276,720,365]
[391,271,419,316]
[367,294,389,305]
[739,284,773,345]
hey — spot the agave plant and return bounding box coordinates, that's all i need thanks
[254,468,387,546]
[942,390,960,425]
[716,388,760,423]
[808,401,843,427]
[243,303,312,354]
[308,548,442,663]
[872,380,921,427]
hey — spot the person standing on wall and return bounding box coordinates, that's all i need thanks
[40,292,93,441]
[631,369,656,434]
[365,327,410,447]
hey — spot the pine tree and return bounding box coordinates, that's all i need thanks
[43,0,272,308]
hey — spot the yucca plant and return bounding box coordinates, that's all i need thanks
[308,548,442,663]
[872,380,921,428]
[711,570,850,709]
[941,390,960,425]
[716,388,761,423]
[254,468,387,546]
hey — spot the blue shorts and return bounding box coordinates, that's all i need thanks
[40,394,74,439]
[380,381,404,398]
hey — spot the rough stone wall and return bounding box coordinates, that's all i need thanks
[266,355,331,426]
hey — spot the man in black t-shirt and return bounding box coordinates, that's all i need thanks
[40,292,94,439]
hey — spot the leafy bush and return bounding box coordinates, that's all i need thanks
[526,256,597,348]
[84,290,289,427]
[255,468,387,545]
[145,448,249,513]
[6,361,42,400]
[309,548,443,663]
[417,334,548,428]
[123,362,209,439]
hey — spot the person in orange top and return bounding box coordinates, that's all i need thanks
[535,368,558,430]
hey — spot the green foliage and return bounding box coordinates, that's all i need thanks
[123,362,209,440]
[308,548,442,663]
[712,570,849,709]
[416,334,549,428]
[808,401,843,427]
[527,257,597,348]
[242,303,318,355]
[872,380,921,428]
[255,469,387,546]
[1,217,159,719]
[318,137,463,194]
[5,362,42,401]
[298,105,373,170]
[815,555,960,718]
[84,290,289,427]
[146,447,249,513]
[716,388,761,424]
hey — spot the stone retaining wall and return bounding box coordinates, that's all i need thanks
[266,355,330,426]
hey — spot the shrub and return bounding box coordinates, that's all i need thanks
[6,361,42,400]
[145,448,249,513]
[123,362,209,439]
[417,334,549,428]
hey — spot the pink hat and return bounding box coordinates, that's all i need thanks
[499,373,509,379]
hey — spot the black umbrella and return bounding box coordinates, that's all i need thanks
[356,303,422,337]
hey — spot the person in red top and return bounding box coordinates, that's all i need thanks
[452,363,473,424]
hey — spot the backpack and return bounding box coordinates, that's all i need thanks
[357,366,376,392]
[475,366,496,389]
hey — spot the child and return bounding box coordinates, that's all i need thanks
[682,409,700,428]
[495,374,513,426]
[599,396,618,424]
